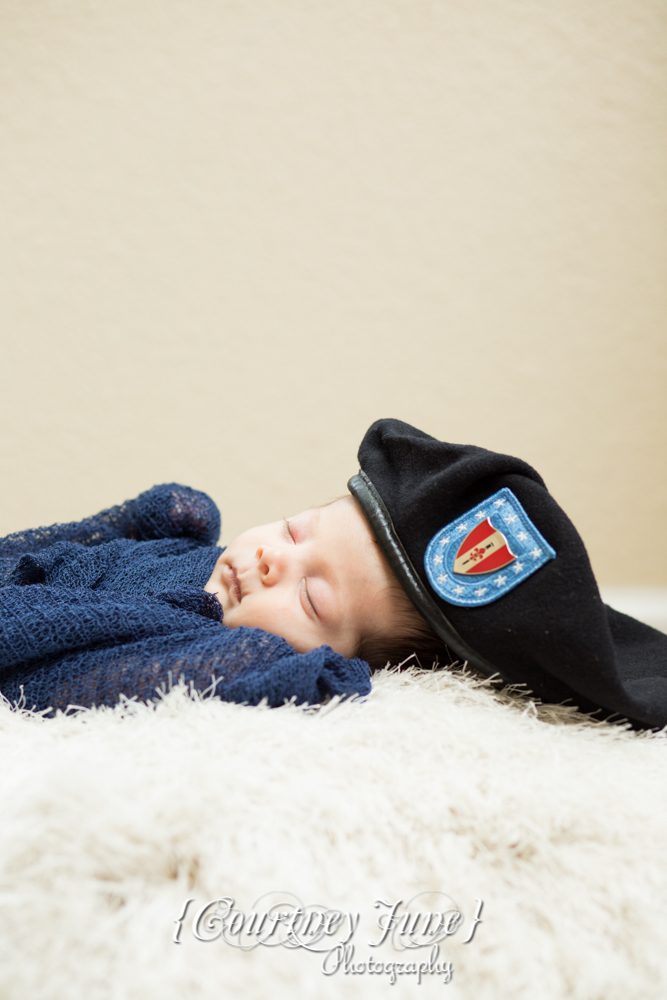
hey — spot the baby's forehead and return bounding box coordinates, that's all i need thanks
[316,495,369,537]
[321,498,392,572]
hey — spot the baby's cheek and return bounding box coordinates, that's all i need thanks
[223,598,283,635]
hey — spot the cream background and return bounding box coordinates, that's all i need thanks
[0,0,665,583]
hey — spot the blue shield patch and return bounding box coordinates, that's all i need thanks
[424,488,556,607]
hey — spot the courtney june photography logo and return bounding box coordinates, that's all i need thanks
[173,891,484,985]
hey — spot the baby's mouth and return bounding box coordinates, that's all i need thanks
[223,565,243,604]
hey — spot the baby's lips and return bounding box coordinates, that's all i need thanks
[222,564,243,604]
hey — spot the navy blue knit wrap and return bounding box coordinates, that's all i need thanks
[0,485,370,713]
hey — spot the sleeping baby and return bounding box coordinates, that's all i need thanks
[204,494,438,668]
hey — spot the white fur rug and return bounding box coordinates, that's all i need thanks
[1,666,666,1000]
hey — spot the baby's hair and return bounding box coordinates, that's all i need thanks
[355,575,449,672]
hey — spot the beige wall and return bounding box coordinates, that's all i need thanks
[0,0,665,583]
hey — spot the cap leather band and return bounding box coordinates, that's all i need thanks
[347,470,511,682]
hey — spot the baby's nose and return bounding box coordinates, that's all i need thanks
[255,546,288,585]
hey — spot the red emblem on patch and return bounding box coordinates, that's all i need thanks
[453,519,517,576]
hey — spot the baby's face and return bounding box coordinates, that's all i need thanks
[205,496,396,658]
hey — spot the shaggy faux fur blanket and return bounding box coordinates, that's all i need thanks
[1,666,665,999]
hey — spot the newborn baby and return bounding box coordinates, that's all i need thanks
[0,479,439,715]
[204,495,438,666]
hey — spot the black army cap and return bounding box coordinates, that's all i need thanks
[348,418,667,729]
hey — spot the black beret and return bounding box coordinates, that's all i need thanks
[348,418,667,729]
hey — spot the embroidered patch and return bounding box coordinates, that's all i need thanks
[424,488,556,607]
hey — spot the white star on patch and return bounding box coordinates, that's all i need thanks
[475,510,487,520]
[513,562,524,574]
[517,531,528,541]
[453,585,465,595]
[504,514,517,524]
[439,536,450,546]
[530,548,542,559]
[494,499,506,507]
[494,575,507,586]
[437,574,447,584]
[457,523,469,533]
[474,587,488,596]
[432,554,443,565]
